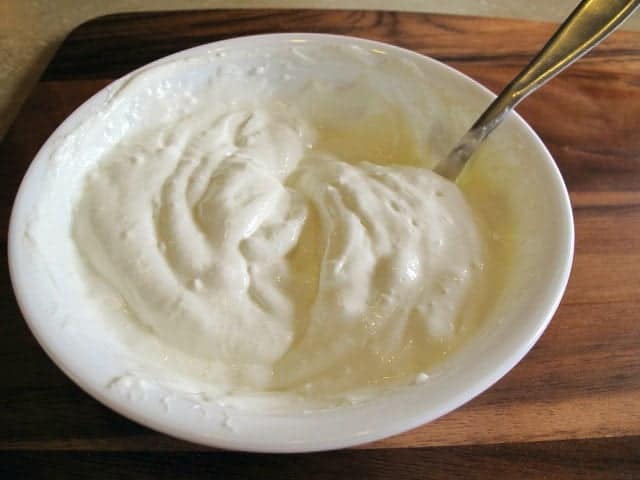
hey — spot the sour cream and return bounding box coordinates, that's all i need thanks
[33,42,491,406]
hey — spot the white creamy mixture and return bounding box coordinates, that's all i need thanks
[35,42,493,405]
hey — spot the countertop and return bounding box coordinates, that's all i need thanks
[3,0,640,139]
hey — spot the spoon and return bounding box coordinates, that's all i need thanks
[434,0,640,180]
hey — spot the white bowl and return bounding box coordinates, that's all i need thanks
[8,34,573,452]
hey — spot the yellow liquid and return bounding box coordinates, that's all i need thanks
[283,98,517,397]
[313,104,424,168]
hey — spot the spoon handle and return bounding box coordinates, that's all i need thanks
[435,0,640,180]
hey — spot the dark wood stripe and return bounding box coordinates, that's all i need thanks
[2,436,639,478]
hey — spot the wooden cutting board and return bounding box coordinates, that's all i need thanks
[1,8,639,469]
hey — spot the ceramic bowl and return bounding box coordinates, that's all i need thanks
[8,34,573,452]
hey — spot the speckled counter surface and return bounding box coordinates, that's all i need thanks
[2,0,639,139]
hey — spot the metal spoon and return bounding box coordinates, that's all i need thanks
[433,0,640,181]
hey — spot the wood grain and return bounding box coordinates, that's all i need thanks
[2,436,639,479]
[1,9,639,469]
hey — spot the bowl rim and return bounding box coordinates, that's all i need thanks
[8,32,574,453]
